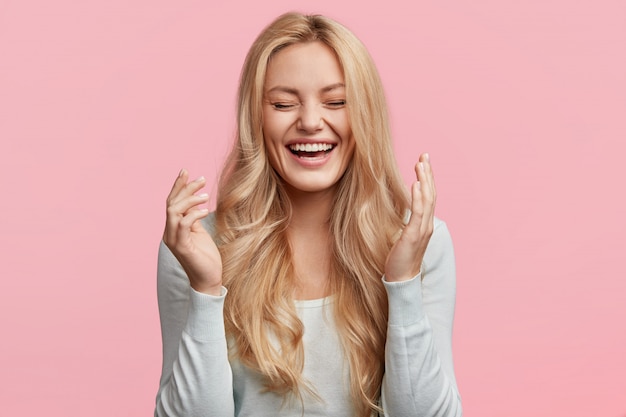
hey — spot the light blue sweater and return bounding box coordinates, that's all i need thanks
[155,216,462,416]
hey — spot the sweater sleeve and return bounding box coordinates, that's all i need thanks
[154,237,235,416]
[380,218,462,417]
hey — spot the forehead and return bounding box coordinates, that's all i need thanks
[264,41,345,92]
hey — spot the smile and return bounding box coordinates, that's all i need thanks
[288,143,335,158]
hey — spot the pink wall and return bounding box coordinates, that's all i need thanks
[1,0,624,416]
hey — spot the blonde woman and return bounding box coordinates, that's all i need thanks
[155,12,462,417]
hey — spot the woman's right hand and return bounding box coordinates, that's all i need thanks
[163,169,223,295]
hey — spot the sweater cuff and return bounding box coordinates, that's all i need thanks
[185,286,227,342]
[382,274,425,327]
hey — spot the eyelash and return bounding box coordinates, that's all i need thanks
[271,100,346,110]
[272,103,295,109]
[326,100,346,107]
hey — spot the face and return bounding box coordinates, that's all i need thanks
[262,41,355,196]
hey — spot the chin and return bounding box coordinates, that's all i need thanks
[283,175,343,194]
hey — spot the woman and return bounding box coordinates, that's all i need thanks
[155,12,461,417]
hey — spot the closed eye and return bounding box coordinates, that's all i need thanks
[272,103,296,110]
[326,100,346,108]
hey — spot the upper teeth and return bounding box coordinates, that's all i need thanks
[289,143,334,152]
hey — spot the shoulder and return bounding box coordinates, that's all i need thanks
[424,217,455,268]
[421,217,456,293]
[200,211,217,237]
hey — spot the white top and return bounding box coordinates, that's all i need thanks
[155,216,462,416]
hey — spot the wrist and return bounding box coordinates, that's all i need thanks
[191,282,223,296]
[385,264,422,283]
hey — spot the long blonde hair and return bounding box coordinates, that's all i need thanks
[215,12,408,416]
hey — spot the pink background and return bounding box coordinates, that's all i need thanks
[1,0,625,416]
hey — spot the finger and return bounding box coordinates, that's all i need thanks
[177,208,210,239]
[414,156,435,235]
[165,193,209,237]
[171,193,210,216]
[165,202,209,246]
[166,169,189,203]
[404,180,424,236]
[411,180,423,217]
[420,153,437,202]
[415,154,431,186]
[415,156,436,206]
[175,176,207,203]
[166,181,208,215]
[414,162,430,201]
[167,177,208,215]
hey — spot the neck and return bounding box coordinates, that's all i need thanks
[284,186,336,300]
[285,186,335,232]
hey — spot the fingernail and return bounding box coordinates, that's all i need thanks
[419,162,425,171]
[178,168,185,177]
[198,193,209,198]
[424,153,430,161]
[195,176,205,182]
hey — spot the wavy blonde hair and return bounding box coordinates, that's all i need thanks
[214,12,408,416]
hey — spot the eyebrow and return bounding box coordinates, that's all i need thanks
[321,83,345,93]
[265,83,345,95]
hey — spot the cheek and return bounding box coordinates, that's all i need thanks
[344,140,356,169]
[262,111,287,144]
[340,124,354,153]
[261,130,283,172]
[262,135,280,169]
[335,111,352,140]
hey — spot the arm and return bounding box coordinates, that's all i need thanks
[154,239,235,417]
[155,170,234,416]
[381,219,462,416]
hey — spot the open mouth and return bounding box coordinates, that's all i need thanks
[288,143,335,158]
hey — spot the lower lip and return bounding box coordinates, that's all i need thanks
[287,148,334,167]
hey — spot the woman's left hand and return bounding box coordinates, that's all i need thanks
[384,153,437,282]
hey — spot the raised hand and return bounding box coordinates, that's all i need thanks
[163,169,223,295]
[384,153,436,282]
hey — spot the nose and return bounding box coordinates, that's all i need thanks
[297,104,323,133]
